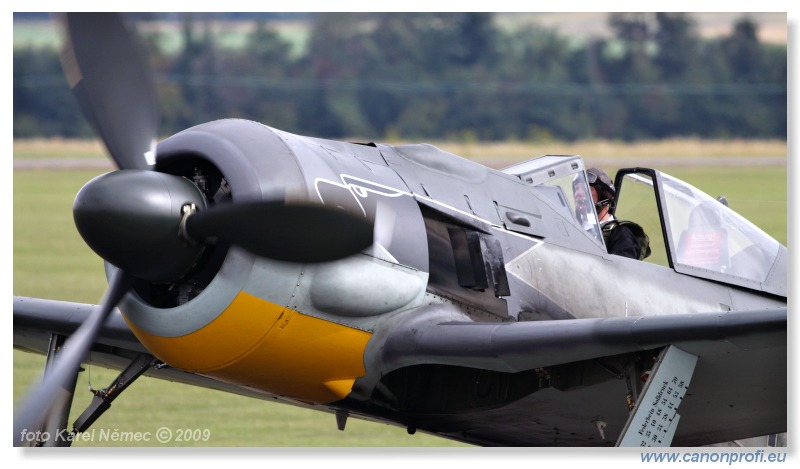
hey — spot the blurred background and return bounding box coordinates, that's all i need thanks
[11,11,789,448]
[13,12,787,143]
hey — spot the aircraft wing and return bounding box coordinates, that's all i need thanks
[14,296,786,447]
[13,297,278,403]
[362,304,787,447]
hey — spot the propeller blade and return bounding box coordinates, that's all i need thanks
[60,13,159,170]
[184,202,374,263]
[13,270,133,446]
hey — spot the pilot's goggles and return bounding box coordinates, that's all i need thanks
[587,171,614,197]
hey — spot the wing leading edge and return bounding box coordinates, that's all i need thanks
[380,306,786,372]
[13,296,145,356]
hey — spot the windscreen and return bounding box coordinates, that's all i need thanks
[540,171,604,246]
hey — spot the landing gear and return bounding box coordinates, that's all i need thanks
[72,354,161,436]
[25,342,161,447]
[38,334,78,447]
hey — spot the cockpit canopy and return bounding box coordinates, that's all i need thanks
[504,155,786,297]
[631,170,785,294]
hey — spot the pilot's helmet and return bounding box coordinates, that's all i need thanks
[587,168,615,201]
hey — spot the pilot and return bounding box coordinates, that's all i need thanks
[586,168,648,260]
[572,174,597,232]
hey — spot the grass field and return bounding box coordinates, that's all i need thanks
[12,139,787,448]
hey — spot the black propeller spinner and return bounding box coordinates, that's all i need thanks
[13,13,372,445]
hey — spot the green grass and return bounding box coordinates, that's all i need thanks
[12,149,786,447]
[12,139,107,160]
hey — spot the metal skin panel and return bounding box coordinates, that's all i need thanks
[124,291,283,372]
[127,292,372,404]
[503,242,785,319]
[309,255,427,317]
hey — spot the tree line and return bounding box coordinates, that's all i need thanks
[13,12,787,142]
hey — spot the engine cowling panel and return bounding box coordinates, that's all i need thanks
[116,119,428,404]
